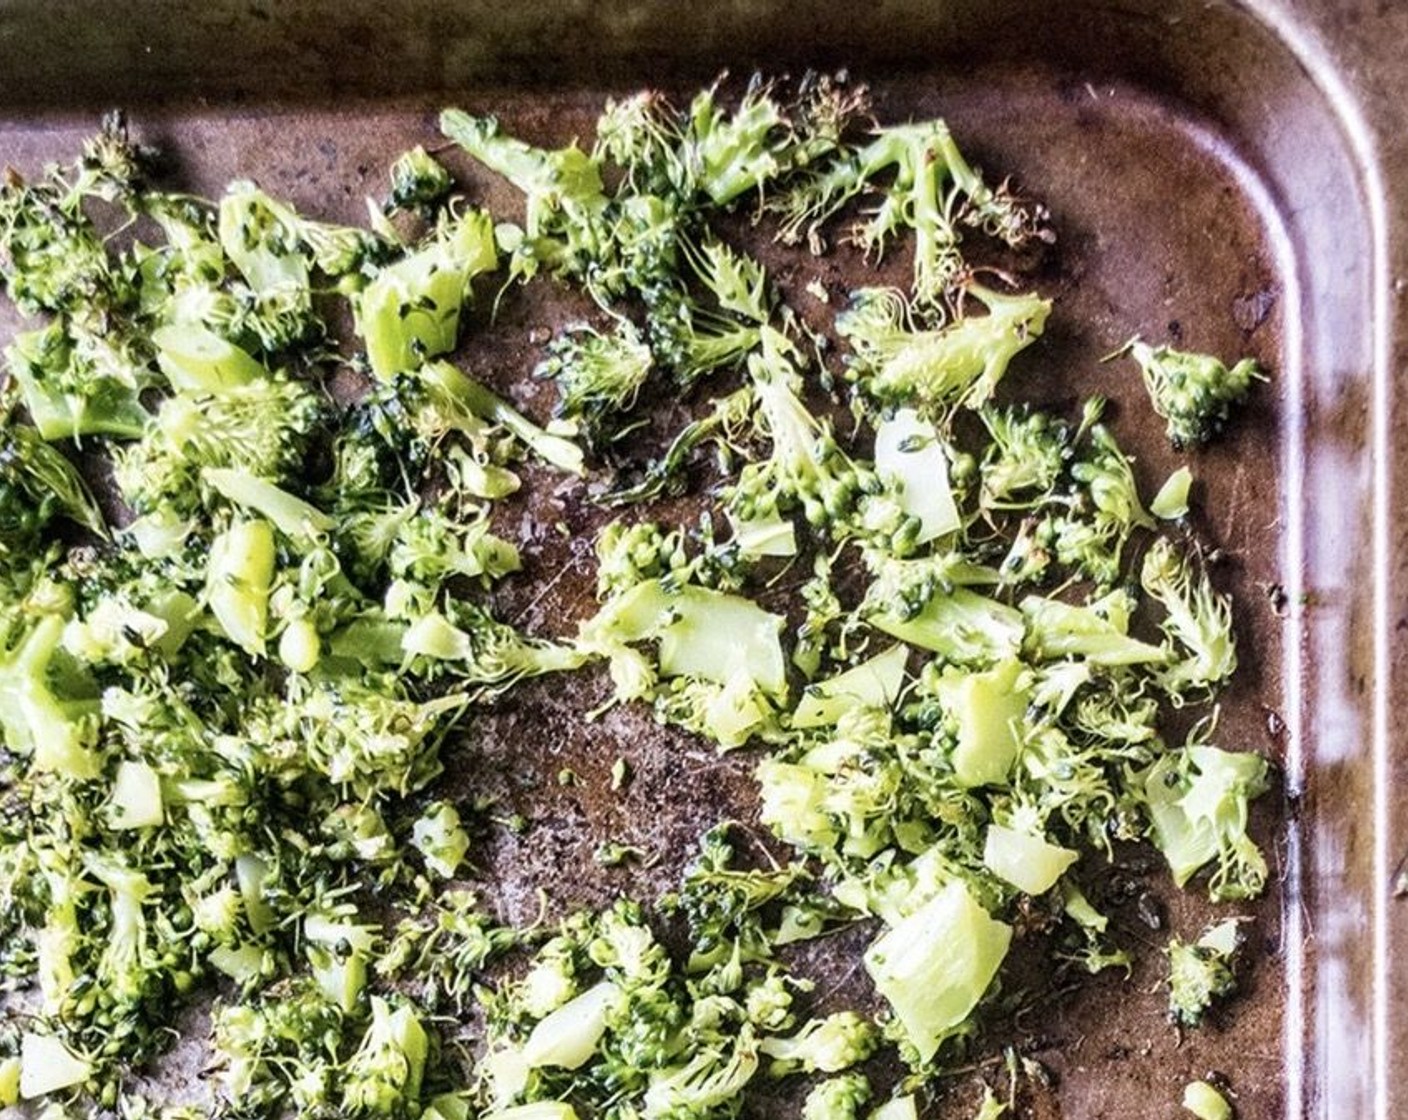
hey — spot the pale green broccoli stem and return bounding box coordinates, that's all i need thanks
[870,1097,919,1120]
[205,518,276,657]
[151,323,267,393]
[935,657,1030,787]
[1019,592,1168,667]
[411,802,471,879]
[0,612,101,780]
[218,181,310,295]
[17,1034,92,1100]
[305,911,377,1012]
[6,324,150,441]
[358,208,497,379]
[419,360,585,475]
[203,468,333,543]
[982,823,1078,895]
[863,880,1012,1063]
[83,852,155,1005]
[867,585,1024,665]
[1182,1080,1234,1120]
[792,643,908,729]
[1151,465,1193,520]
[106,760,164,830]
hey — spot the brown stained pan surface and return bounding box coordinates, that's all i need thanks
[0,69,1290,1119]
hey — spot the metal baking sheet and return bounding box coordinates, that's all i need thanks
[0,1,1403,1116]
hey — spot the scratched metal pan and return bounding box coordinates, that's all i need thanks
[0,0,1403,1116]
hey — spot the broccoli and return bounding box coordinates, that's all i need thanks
[775,119,1045,307]
[1143,740,1270,901]
[864,881,1012,1064]
[0,423,106,555]
[386,146,454,214]
[535,317,655,439]
[1140,537,1237,701]
[1167,919,1245,1027]
[1122,337,1263,449]
[803,1073,873,1120]
[1182,1079,1235,1120]
[758,1011,878,1076]
[837,285,1050,415]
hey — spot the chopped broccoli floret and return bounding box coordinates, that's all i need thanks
[1167,919,1245,1027]
[1122,337,1263,449]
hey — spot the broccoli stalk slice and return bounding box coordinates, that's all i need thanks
[0,612,100,779]
[837,285,1050,414]
[358,208,498,379]
[205,518,276,657]
[18,1034,92,1100]
[863,880,1012,1063]
[418,361,585,476]
[202,468,333,544]
[1019,591,1168,667]
[867,585,1024,665]
[792,643,908,729]
[982,823,1078,896]
[935,658,1030,788]
[151,323,267,393]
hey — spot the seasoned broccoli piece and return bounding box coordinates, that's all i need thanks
[864,881,1011,1064]
[837,285,1049,415]
[0,423,105,555]
[759,1012,878,1076]
[1143,740,1270,901]
[1167,919,1244,1027]
[535,317,655,439]
[5,320,151,440]
[802,1073,873,1120]
[776,119,1045,306]
[1182,1079,1234,1120]
[1140,537,1237,701]
[387,146,454,214]
[1122,337,1263,449]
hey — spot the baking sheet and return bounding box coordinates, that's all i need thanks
[0,0,1400,1115]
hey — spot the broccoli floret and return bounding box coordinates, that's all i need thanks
[357,210,498,379]
[0,610,101,779]
[1143,741,1270,901]
[440,109,609,286]
[535,317,655,440]
[776,120,1045,306]
[1122,338,1263,449]
[1167,919,1244,1027]
[1140,537,1236,700]
[759,1012,878,1076]
[386,146,454,215]
[6,320,151,441]
[802,1073,873,1120]
[725,327,874,537]
[978,405,1074,510]
[0,423,105,556]
[837,285,1049,415]
[340,997,429,1118]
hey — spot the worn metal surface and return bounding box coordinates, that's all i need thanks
[0,0,1402,1116]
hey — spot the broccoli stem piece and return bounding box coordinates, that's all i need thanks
[863,880,1012,1063]
[0,612,100,780]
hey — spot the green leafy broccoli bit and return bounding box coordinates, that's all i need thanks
[1167,919,1245,1027]
[1122,337,1264,449]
